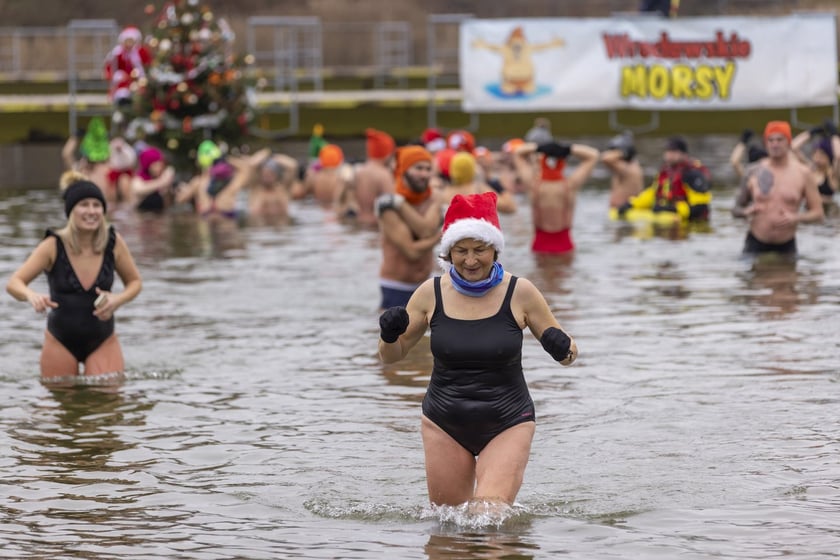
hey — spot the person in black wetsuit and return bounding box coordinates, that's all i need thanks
[378,191,578,508]
[6,180,142,382]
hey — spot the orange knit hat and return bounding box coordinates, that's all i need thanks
[395,145,432,179]
[764,121,792,142]
[502,138,524,153]
[365,128,395,160]
[395,145,433,205]
[318,144,344,168]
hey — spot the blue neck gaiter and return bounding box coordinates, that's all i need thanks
[449,261,504,297]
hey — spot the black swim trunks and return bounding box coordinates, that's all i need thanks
[742,231,797,257]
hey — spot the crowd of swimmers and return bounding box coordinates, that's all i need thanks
[5,113,835,513]
[54,114,836,311]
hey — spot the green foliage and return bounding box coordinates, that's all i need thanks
[123,0,259,172]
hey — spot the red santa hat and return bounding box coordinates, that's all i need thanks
[447,130,475,153]
[439,192,504,261]
[119,26,142,44]
[540,154,566,181]
[422,127,446,153]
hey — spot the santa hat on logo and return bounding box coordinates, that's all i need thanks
[439,192,504,266]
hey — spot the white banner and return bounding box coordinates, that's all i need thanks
[460,14,838,112]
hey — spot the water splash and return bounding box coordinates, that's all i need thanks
[425,500,530,530]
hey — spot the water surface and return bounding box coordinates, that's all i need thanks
[1,138,839,558]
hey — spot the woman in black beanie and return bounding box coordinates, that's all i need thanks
[5,179,142,385]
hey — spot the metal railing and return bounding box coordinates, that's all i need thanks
[0,4,826,136]
[67,19,119,134]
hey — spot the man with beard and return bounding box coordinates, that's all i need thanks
[375,146,443,310]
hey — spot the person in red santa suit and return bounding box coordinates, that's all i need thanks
[103,26,153,107]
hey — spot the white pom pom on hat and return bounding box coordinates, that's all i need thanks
[439,191,504,264]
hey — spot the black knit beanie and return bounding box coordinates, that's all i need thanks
[63,180,107,216]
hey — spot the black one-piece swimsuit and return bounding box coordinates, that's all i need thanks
[423,276,535,456]
[45,227,116,362]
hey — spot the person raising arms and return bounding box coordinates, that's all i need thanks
[600,131,643,209]
[516,140,600,255]
[729,128,768,180]
[790,119,840,214]
[378,191,577,508]
[6,180,142,383]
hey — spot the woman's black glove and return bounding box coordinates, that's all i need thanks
[379,306,409,343]
[540,327,572,362]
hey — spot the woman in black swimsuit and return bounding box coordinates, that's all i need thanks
[6,180,142,382]
[378,191,577,508]
[792,120,840,213]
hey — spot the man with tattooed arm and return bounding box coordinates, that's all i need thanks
[732,120,824,259]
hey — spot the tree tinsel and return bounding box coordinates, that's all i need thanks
[122,0,260,172]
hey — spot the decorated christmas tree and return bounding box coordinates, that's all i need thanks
[123,0,259,172]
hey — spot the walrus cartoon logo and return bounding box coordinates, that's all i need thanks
[471,26,565,98]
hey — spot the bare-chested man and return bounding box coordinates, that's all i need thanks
[600,132,643,209]
[247,152,300,225]
[297,143,346,209]
[502,138,540,195]
[518,140,600,255]
[353,128,396,227]
[375,146,443,309]
[733,120,824,258]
